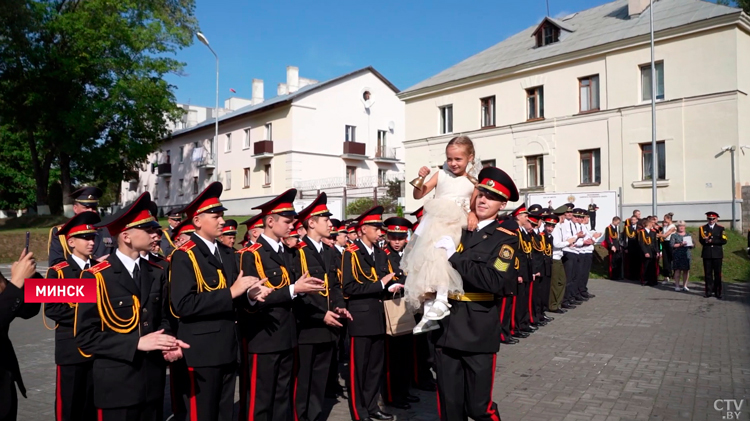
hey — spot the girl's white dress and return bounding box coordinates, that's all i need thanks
[401,166,477,310]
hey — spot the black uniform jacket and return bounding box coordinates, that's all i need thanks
[638,229,659,258]
[604,225,622,252]
[292,236,345,345]
[517,228,533,282]
[342,239,391,337]
[433,220,518,354]
[237,235,298,353]
[170,234,239,367]
[0,275,41,399]
[75,255,171,408]
[623,224,640,255]
[383,245,407,298]
[49,225,114,266]
[161,227,176,257]
[45,257,93,365]
[699,224,727,259]
[529,230,545,278]
[539,231,553,278]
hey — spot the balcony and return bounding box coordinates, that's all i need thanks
[341,141,366,160]
[252,140,274,158]
[373,147,398,163]
[157,163,172,177]
[197,154,216,170]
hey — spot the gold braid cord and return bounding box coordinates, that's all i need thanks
[699,226,711,240]
[94,272,140,334]
[41,268,67,331]
[625,225,636,239]
[167,254,180,319]
[349,252,377,284]
[299,248,329,297]
[186,249,227,293]
[641,230,652,246]
[251,250,290,290]
[518,232,532,254]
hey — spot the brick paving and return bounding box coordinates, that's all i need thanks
[6,275,750,421]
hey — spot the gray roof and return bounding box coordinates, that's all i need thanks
[401,0,741,95]
[171,66,399,139]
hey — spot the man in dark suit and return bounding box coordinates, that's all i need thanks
[75,192,187,421]
[603,217,623,280]
[292,193,351,421]
[236,189,325,421]
[44,212,101,421]
[48,187,114,266]
[342,206,402,421]
[433,166,519,421]
[1,251,40,421]
[639,218,660,287]
[160,209,183,257]
[169,183,266,421]
[700,211,727,299]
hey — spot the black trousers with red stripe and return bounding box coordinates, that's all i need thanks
[243,350,294,421]
[167,359,188,421]
[498,296,512,341]
[434,347,500,421]
[186,363,235,421]
[295,342,334,421]
[513,281,530,331]
[55,362,95,421]
[346,335,385,421]
[608,250,623,280]
[96,400,161,421]
[383,334,412,405]
[529,278,543,325]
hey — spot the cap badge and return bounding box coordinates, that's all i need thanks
[487,180,495,187]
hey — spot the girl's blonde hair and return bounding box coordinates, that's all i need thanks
[665,212,674,222]
[446,136,475,159]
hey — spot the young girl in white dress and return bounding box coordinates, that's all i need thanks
[402,136,481,334]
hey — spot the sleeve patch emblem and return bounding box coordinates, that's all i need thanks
[493,258,510,272]
[499,244,514,260]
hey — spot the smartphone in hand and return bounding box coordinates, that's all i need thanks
[25,231,30,252]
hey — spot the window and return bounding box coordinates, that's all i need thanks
[481,159,496,168]
[153,182,158,198]
[377,130,387,156]
[526,155,544,188]
[179,146,184,163]
[526,87,544,120]
[243,129,251,149]
[345,125,356,142]
[178,178,184,196]
[166,150,171,164]
[480,96,495,128]
[641,142,666,181]
[535,23,560,47]
[346,166,357,187]
[439,105,453,134]
[640,62,664,101]
[264,123,272,140]
[225,133,232,152]
[207,138,214,158]
[579,149,601,185]
[224,171,231,190]
[579,75,600,112]
[165,177,171,199]
[192,177,198,194]
[243,168,251,188]
[264,164,271,186]
[378,169,387,187]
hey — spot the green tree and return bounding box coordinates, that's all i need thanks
[0,0,197,211]
[716,0,750,13]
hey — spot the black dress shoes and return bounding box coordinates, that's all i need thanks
[571,300,583,305]
[415,381,436,391]
[371,411,394,420]
[512,331,530,338]
[543,316,554,322]
[388,402,410,410]
[577,296,589,301]
[502,338,519,344]
[586,294,595,298]
[533,321,547,327]
[520,327,536,333]
[550,308,566,314]
[405,394,420,403]
[561,303,576,309]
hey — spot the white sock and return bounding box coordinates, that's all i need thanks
[436,291,448,303]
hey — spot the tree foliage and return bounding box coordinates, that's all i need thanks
[716,0,750,13]
[0,0,197,210]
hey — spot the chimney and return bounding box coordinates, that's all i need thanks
[628,0,650,18]
[278,83,288,96]
[286,66,299,93]
[251,79,264,105]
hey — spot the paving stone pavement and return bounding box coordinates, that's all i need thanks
[6,277,750,421]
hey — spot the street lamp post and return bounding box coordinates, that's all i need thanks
[649,0,658,217]
[197,32,219,181]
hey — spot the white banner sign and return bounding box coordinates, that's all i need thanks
[526,190,619,240]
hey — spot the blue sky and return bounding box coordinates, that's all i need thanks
[165,0,629,106]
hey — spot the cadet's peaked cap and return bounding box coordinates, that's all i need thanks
[383,217,412,236]
[528,213,541,225]
[476,167,519,202]
[253,189,297,217]
[148,201,159,218]
[329,218,342,235]
[58,212,101,239]
[288,225,300,238]
[70,186,103,206]
[347,223,358,233]
[241,214,264,229]
[563,203,575,211]
[544,214,560,225]
[222,219,238,235]
[166,208,183,219]
[528,204,544,214]
[553,204,569,215]
[297,193,332,222]
[706,211,719,218]
[173,219,196,237]
[511,203,528,217]
[355,206,384,227]
[410,207,424,219]
[181,182,227,220]
[573,208,587,217]
[98,192,160,236]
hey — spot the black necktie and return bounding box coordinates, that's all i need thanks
[132,261,142,293]
[213,246,222,263]
[84,262,90,270]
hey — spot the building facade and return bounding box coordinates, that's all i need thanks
[122,66,405,216]
[400,0,750,227]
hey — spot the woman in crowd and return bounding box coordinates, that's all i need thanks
[670,221,693,291]
[659,213,676,284]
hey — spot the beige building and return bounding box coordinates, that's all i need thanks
[122,66,405,216]
[400,0,750,227]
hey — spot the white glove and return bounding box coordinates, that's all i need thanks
[388,283,404,293]
[434,235,456,259]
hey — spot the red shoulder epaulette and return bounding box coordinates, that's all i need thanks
[145,259,163,269]
[345,244,359,253]
[297,241,308,249]
[87,260,111,274]
[243,243,262,253]
[51,261,70,271]
[178,241,196,252]
[497,227,517,236]
[384,247,391,255]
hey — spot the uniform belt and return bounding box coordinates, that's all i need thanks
[448,292,495,302]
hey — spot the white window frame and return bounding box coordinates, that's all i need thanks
[224,171,231,190]
[439,105,453,134]
[243,167,251,188]
[265,123,272,141]
[178,178,184,196]
[264,164,271,186]
[225,133,232,153]
[640,61,665,102]
[345,125,356,142]
[579,75,600,113]
[179,146,184,163]
[579,149,601,185]
[243,128,251,149]
[480,96,495,128]
[526,155,544,188]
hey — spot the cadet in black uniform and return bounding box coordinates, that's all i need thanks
[75,192,187,421]
[239,214,264,248]
[381,217,420,410]
[527,212,547,328]
[292,193,350,421]
[639,218,660,287]
[433,166,519,421]
[237,189,326,421]
[160,209,183,257]
[604,217,623,280]
[325,219,349,399]
[48,187,115,266]
[497,214,519,345]
[343,206,402,421]
[170,183,265,421]
[540,214,557,321]
[512,204,534,338]
[623,216,640,281]
[219,219,239,249]
[700,211,727,299]
[44,212,100,421]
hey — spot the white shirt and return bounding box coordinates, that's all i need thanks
[335,245,345,255]
[551,225,566,260]
[561,221,580,254]
[306,237,324,254]
[195,232,219,255]
[71,254,91,271]
[580,226,594,254]
[115,249,140,278]
[477,219,494,232]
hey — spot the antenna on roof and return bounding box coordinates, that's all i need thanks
[546,0,550,16]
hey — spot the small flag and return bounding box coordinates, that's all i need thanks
[229,88,236,93]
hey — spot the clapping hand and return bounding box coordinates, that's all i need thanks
[162,339,190,362]
[334,307,353,321]
[294,272,326,294]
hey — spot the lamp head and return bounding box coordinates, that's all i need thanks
[196,32,210,46]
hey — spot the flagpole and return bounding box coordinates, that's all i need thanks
[649,0,657,217]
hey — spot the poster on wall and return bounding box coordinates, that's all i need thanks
[526,190,619,241]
